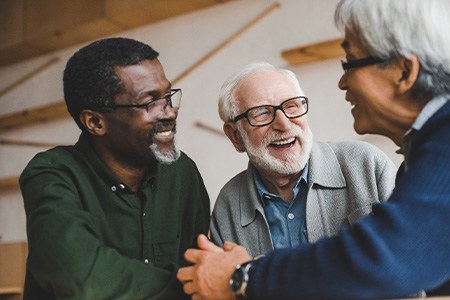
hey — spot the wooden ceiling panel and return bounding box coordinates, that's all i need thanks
[0,0,236,67]
[105,0,234,28]
[0,0,25,50]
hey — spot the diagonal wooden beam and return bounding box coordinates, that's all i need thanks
[0,176,19,192]
[281,38,344,65]
[0,101,68,132]
[195,121,225,136]
[0,139,62,148]
[172,2,280,84]
[0,57,60,98]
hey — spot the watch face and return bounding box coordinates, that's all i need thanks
[231,267,244,292]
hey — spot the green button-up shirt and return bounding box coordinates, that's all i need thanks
[20,133,210,299]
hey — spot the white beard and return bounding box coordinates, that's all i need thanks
[239,125,313,176]
[149,142,181,165]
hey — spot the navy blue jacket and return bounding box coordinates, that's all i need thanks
[247,100,450,299]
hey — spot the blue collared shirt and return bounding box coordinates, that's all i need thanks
[253,164,309,249]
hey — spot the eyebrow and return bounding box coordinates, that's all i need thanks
[137,84,172,100]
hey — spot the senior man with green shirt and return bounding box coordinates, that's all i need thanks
[19,37,210,299]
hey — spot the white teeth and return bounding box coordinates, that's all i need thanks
[272,137,295,146]
[155,130,172,137]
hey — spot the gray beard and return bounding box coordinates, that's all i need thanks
[149,142,181,165]
[148,121,181,164]
[239,125,313,176]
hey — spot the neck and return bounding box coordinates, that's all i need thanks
[258,169,301,204]
[91,139,154,192]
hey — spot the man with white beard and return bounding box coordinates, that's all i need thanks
[211,62,397,256]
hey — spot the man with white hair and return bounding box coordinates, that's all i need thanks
[210,62,397,257]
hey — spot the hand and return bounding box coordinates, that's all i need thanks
[177,234,252,300]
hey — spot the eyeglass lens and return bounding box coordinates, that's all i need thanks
[248,97,307,126]
[147,89,182,112]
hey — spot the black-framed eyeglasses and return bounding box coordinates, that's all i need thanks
[233,96,308,127]
[341,56,386,71]
[92,88,182,112]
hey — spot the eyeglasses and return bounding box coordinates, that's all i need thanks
[93,88,182,112]
[341,56,386,71]
[233,96,308,127]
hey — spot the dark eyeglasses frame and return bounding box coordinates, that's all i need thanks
[91,88,182,112]
[233,96,309,127]
[341,56,386,71]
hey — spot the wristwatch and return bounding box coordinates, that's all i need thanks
[230,260,253,298]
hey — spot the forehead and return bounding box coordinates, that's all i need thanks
[342,29,369,58]
[114,59,170,94]
[234,69,301,108]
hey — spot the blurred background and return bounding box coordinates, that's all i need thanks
[0,0,402,245]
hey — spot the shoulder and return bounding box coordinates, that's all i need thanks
[214,169,250,208]
[21,146,78,173]
[219,169,250,196]
[314,140,392,165]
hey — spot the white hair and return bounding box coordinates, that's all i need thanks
[335,0,450,100]
[218,62,303,122]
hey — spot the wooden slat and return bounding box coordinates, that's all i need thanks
[0,176,19,191]
[0,57,59,98]
[0,286,22,295]
[195,121,225,136]
[281,38,344,65]
[0,101,68,132]
[172,2,280,84]
[0,139,60,148]
[0,242,28,295]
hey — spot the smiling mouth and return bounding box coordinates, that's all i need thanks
[270,137,296,148]
[154,129,174,137]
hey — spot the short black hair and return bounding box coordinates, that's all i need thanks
[63,37,159,131]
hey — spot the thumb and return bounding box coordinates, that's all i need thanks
[197,234,223,253]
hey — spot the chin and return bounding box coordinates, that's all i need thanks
[149,143,181,164]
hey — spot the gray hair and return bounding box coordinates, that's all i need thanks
[335,0,450,101]
[218,62,303,122]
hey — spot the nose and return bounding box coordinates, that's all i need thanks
[157,102,178,120]
[338,72,348,91]
[271,109,291,131]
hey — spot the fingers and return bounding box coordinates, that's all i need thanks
[197,234,223,253]
[181,279,197,295]
[183,248,205,265]
[177,265,195,283]
[223,241,237,251]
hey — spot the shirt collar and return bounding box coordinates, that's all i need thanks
[400,94,450,157]
[251,163,309,203]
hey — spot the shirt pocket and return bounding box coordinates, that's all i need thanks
[153,240,179,268]
[347,205,373,225]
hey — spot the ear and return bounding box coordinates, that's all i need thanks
[79,109,107,136]
[223,123,246,153]
[397,55,420,95]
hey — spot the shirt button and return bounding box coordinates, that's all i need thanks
[144,259,149,264]
[111,186,117,192]
[287,213,295,220]
[119,184,125,190]
[143,212,146,217]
